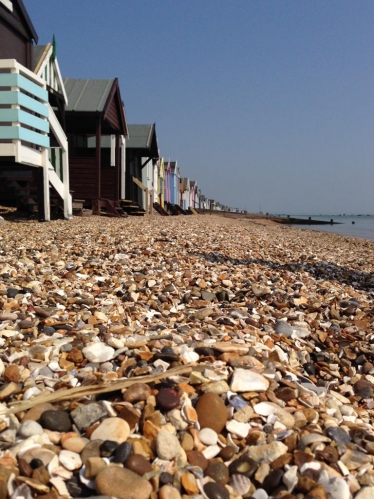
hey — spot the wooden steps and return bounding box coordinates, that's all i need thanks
[120,200,146,216]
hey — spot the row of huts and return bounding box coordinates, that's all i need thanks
[0,0,241,220]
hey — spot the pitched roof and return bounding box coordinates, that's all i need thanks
[126,124,154,149]
[126,124,159,157]
[64,78,114,112]
[1,0,38,43]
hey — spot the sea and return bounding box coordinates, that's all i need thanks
[286,215,374,241]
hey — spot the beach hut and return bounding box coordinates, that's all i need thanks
[158,157,165,208]
[0,0,72,220]
[168,161,180,205]
[180,177,190,210]
[125,124,159,213]
[63,78,128,216]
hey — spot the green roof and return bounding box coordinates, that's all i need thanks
[63,78,114,112]
[126,124,159,157]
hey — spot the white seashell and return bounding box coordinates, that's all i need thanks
[300,461,321,474]
[98,362,113,373]
[48,455,73,479]
[0,359,4,377]
[79,466,96,489]
[226,420,250,438]
[251,489,269,499]
[197,477,213,499]
[182,403,198,425]
[227,433,239,453]
[101,400,117,417]
[180,349,199,363]
[337,460,349,476]
[202,444,221,459]
[230,474,251,496]
[48,361,64,372]
[50,477,70,496]
[282,465,298,492]
[199,428,218,446]
[22,386,42,400]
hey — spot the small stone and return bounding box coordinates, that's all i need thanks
[180,472,199,494]
[191,308,214,320]
[156,430,181,460]
[218,446,236,462]
[355,487,374,499]
[303,362,316,375]
[4,364,20,383]
[95,466,152,499]
[62,436,88,453]
[113,441,132,463]
[82,343,114,363]
[325,427,351,446]
[230,369,269,392]
[196,392,227,433]
[318,471,350,499]
[199,428,218,445]
[40,410,72,432]
[205,461,229,484]
[124,454,153,475]
[123,383,151,403]
[31,465,50,485]
[186,450,208,470]
[100,440,118,457]
[229,456,258,478]
[247,441,288,464]
[22,403,54,422]
[203,481,230,499]
[262,469,284,493]
[0,312,18,321]
[81,440,103,465]
[118,405,141,429]
[201,380,230,395]
[274,321,293,337]
[18,420,44,438]
[159,484,182,499]
[84,457,107,479]
[156,387,181,411]
[90,418,130,444]
[59,450,82,471]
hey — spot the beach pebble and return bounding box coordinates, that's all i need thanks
[18,420,44,438]
[82,343,114,363]
[59,450,82,470]
[70,402,108,432]
[156,430,181,460]
[90,418,130,444]
[95,466,152,499]
[40,410,72,432]
[196,392,227,432]
[199,428,218,445]
[230,369,269,392]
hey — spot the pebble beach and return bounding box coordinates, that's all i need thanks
[0,214,374,499]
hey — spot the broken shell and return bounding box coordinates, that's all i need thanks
[229,474,251,496]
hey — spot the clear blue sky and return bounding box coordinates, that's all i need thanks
[26,1,374,214]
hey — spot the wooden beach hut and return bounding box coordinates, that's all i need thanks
[125,124,159,214]
[63,78,128,216]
